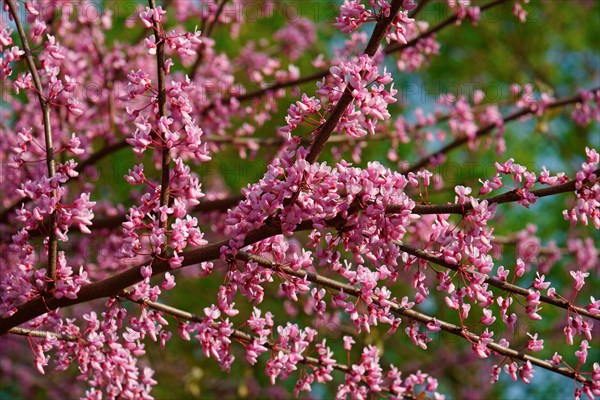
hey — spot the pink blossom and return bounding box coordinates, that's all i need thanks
[571,270,590,292]
[575,340,590,365]
[140,6,166,28]
[515,258,526,277]
[526,333,544,352]
[519,361,534,384]
[532,272,551,290]
[334,1,373,34]
[550,352,563,366]
[481,308,496,326]
[504,362,518,381]
[343,336,355,351]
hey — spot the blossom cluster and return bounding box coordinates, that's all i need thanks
[563,147,599,228]
[571,89,600,126]
[318,54,398,137]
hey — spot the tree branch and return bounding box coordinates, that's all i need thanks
[125,296,352,374]
[395,242,598,320]
[305,0,404,164]
[2,167,596,334]
[6,0,59,290]
[33,163,592,237]
[236,252,590,384]
[124,295,422,397]
[401,168,600,215]
[405,88,600,174]
[8,327,80,342]
[232,0,509,106]
[385,0,510,55]
[148,0,171,221]
[408,0,432,18]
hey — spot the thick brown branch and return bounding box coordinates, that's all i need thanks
[0,221,297,334]
[6,0,58,290]
[1,169,593,334]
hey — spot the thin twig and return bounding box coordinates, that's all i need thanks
[6,0,59,291]
[126,297,352,373]
[148,0,171,228]
[405,87,600,174]
[189,0,229,80]
[394,242,598,320]
[398,168,600,215]
[386,0,510,54]
[306,0,404,165]
[125,296,420,397]
[408,0,432,18]
[492,235,567,255]
[237,252,590,384]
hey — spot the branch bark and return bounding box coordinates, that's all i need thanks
[395,242,598,320]
[231,0,509,107]
[8,327,80,342]
[6,0,59,290]
[236,252,590,384]
[148,0,171,221]
[1,168,594,334]
[305,0,404,164]
[404,88,600,174]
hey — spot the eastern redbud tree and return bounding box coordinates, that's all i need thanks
[0,0,598,398]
